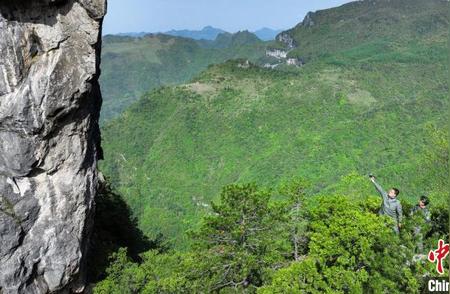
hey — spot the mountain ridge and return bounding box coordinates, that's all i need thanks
[100,31,267,122]
[109,26,283,41]
[272,0,448,60]
[100,0,448,247]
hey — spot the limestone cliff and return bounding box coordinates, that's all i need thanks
[0,0,105,292]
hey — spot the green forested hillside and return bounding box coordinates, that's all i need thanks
[95,0,449,291]
[100,32,266,122]
[101,0,448,244]
[275,0,448,61]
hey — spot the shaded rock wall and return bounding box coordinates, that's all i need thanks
[0,0,105,292]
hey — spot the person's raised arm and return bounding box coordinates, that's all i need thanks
[370,176,386,198]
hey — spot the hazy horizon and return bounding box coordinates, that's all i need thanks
[109,26,282,35]
[103,0,354,35]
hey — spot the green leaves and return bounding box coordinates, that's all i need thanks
[94,179,447,293]
[262,195,417,293]
[192,183,283,292]
[94,248,145,294]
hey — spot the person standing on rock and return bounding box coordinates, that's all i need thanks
[369,175,403,233]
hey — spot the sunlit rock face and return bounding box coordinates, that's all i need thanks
[0,0,105,292]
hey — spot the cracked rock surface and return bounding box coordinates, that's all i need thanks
[0,0,105,292]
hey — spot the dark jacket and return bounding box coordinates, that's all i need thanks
[372,180,403,225]
[410,205,431,222]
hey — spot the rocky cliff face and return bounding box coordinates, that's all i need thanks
[0,0,105,293]
[275,32,296,49]
[301,11,315,27]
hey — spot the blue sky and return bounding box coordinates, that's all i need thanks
[103,0,354,35]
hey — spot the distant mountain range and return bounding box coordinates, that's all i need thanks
[252,27,283,41]
[100,31,267,122]
[114,26,283,41]
[115,32,148,38]
[164,26,227,41]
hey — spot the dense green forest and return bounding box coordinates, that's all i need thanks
[95,0,449,292]
[93,127,448,291]
[100,31,267,122]
[101,55,447,246]
[92,166,448,292]
[277,0,448,61]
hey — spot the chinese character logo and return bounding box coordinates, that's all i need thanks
[428,239,449,275]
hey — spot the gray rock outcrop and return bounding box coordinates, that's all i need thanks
[301,11,315,27]
[276,32,296,49]
[0,0,105,293]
